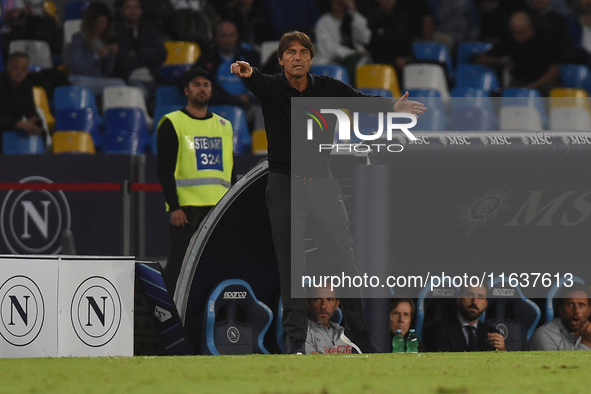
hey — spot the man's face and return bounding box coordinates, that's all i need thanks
[307,288,340,328]
[559,291,590,332]
[510,17,534,43]
[458,286,488,323]
[390,301,412,336]
[215,22,239,55]
[185,76,212,107]
[120,0,142,25]
[7,56,29,86]
[279,40,312,79]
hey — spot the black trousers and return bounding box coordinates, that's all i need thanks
[266,172,366,341]
[164,205,212,296]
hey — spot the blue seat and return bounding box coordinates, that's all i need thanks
[545,276,586,323]
[501,88,548,128]
[456,64,500,93]
[102,108,149,154]
[451,106,497,131]
[456,42,493,66]
[209,105,251,154]
[485,277,541,351]
[54,86,99,112]
[2,131,45,154]
[560,64,591,93]
[358,88,393,98]
[412,42,454,81]
[450,87,496,115]
[158,64,192,84]
[155,86,187,108]
[415,278,460,341]
[310,64,350,84]
[202,279,273,355]
[413,107,448,131]
[406,88,446,112]
[55,107,102,148]
[64,0,90,20]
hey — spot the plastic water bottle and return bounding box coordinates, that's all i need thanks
[392,329,405,353]
[406,329,418,353]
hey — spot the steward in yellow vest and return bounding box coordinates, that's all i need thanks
[157,67,234,294]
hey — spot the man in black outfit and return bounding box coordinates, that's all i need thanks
[423,285,506,352]
[0,52,44,153]
[230,31,425,354]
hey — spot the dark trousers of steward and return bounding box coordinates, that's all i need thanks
[266,171,366,341]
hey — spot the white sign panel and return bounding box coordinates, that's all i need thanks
[58,257,134,357]
[0,256,59,357]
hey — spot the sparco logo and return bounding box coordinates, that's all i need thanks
[492,288,515,297]
[71,276,121,347]
[0,276,45,346]
[223,291,247,299]
[432,289,455,297]
[1,176,71,254]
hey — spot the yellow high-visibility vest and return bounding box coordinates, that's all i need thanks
[162,110,233,209]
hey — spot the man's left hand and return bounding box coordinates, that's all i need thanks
[487,332,506,351]
[394,91,427,118]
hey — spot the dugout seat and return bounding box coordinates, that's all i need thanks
[202,279,273,355]
[163,41,201,65]
[415,278,460,341]
[2,131,45,154]
[545,276,585,323]
[560,64,591,93]
[356,64,401,98]
[310,64,350,84]
[52,131,95,154]
[549,88,591,115]
[484,277,541,351]
[251,129,268,155]
[456,41,492,66]
[209,105,251,154]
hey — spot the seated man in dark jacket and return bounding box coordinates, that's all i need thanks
[423,285,506,352]
[0,52,45,152]
[196,20,264,131]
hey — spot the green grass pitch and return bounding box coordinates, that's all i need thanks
[2,352,591,393]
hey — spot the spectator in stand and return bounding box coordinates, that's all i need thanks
[12,0,63,57]
[434,0,480,46]
[476,11,560,95]
[477,0,530,45]
[64,2,126,97]
[367,0,432,73]
[389,298,425,352]
[529,0,582,63]
[414,13,454,51]
[196,20,264,131]
[214,0,277,45]
[113,0,167,103]
[529,284,591,350]
[0,52,45,152]
[566,0,591,64]
[313,0,371,80]
[423,285,506,352]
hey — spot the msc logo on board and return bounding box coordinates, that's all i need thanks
[70,276,122,347]
[0,176,71,254]
[0,276,45,346]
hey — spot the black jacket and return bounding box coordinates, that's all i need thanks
[423,315,499,352]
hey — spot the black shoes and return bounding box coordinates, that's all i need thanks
[288,338,306,354]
